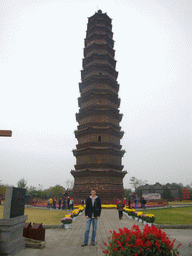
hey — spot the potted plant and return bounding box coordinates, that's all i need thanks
[101,224,181,255]
[133,212,138,220]
[146,214,155,226]
[141,214,147,225]
[137,212,143,222]
[127,209,135,219]
[61,216,72,229]
[72,210,79,219]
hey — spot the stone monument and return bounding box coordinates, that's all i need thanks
[0,187,27,255]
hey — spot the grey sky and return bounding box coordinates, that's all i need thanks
[0,0,191,190]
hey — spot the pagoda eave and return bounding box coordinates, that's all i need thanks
[71,169,127,179]
[75,163,124,171]
[78,122,121,131]
[73,147,125,157]
[84,43,115,58]
[79,75,119,92]
[76,110,122,122]
[78,93,120,107]
[76,142,122,150]
[75,127,124,138]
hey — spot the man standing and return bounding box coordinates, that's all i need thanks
[117,199,124,220]
[81,189,101,247]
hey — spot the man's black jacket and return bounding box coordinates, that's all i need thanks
[85,196,101,218]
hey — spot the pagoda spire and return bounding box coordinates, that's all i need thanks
[71,10,127,203]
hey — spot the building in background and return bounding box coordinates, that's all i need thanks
[136,182,178,200]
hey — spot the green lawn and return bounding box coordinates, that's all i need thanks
[143,206,192,225]
[0,205,70,225]
[1,205,192,225]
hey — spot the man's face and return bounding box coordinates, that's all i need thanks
[91,190,96,197]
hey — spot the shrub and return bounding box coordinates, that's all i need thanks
[101,224,181,255]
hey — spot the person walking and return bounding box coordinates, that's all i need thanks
[67,196,70,210]
[128,198,131,208]
[53,197,56,209]
[62,199,66,210]
[58,198,62,209]
[49,197,53,209]
[81,189,101,247]
[134,197,138,209]
[117,199,124,220]
[70,198,74,210]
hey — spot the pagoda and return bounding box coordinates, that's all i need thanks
[71,10,127,203]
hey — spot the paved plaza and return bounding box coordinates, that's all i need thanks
[16,209,192,256]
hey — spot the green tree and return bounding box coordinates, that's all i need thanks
[163,186,173,200]
[0,185,6,197]
[27,186,37,198]
[50,185,65,199]
[17,178,27,189]
[171,182,183,196]
[124,188,132,199]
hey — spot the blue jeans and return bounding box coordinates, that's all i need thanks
[84,218,98,244]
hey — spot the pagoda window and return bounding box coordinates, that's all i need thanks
[99,72,102,75]
[98,136,101,142]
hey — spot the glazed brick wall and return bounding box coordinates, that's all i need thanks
[83,70,116,80]
[73,176,124,203]
[78,134,120,144]
[76,154,121,165]
[81,83,118,94]
[81,98,118,109]
[78,114,119,126]
[85,48,114,59]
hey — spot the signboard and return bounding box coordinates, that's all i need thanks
[143,193,161,200]
[3,187,26,219]
[0,130,12,137]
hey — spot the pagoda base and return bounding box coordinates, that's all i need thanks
[71,169,127,204]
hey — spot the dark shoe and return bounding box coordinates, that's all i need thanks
[81,243,88,247]
[91,242,95,246]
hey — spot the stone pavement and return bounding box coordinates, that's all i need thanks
[15,209,192,256]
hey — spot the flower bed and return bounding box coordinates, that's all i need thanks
[102,204,117,209]
[101,224,181,255]
[72,209,80,216]
[124,208,136,216]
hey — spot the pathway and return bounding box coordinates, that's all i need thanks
[15,209,192,256]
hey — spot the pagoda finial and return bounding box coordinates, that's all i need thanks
[98,9,102,14]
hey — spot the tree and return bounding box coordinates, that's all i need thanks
[27,186,38,198]
[129,177,147,191]
[0,185,6,197]
[124,188,132,199]
[171,183,183,197]
[163,186,173,200]
[50,185,65,199]
[65,179,74,190]
[17,178,27,189]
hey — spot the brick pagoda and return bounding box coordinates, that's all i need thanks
[71,10,127,203]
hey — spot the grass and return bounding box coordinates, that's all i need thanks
[0,205,70,225]
[1,205,192,225]
[143,206,192,225]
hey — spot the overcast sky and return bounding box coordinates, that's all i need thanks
[0,0,191,191]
